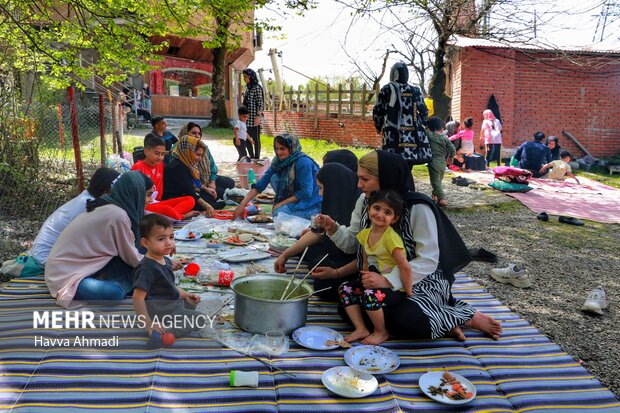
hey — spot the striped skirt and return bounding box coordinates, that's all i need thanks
[408,266,476,339]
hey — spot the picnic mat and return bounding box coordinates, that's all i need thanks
[1,273,619,412]
[455,171,620,224]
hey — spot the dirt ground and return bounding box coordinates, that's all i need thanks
[1,134,619,397]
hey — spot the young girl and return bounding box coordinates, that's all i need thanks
[338,190,413,345]
[480,109,502,167]
[449,117,475,170]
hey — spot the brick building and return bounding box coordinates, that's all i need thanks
[448,35,620,157]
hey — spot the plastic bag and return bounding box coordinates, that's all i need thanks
[105,154,131,174]
[274,213,310,238]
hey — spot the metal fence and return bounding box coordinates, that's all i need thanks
[0,87,129,263]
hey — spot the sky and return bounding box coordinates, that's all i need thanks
[252,0,620,87]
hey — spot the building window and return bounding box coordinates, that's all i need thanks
[161,69,211,98]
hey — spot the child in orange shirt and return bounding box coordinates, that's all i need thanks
[132,135,200,220]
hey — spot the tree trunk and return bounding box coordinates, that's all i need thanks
[428,34,450,122]
[209,44,230,128]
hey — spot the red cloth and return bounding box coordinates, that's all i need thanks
[146,197,195,221]
[132,160,163,200]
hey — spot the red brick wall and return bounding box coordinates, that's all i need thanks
[451,46,620,157]
[263,112,381,148]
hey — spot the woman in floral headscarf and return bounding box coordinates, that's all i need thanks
[232,133,322,220]
[163,135,215,217]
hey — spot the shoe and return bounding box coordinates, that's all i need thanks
[213,200,227,210]
[537,212,549,222]
[559,216,584,226]
[581,287,608,315]
[454,176,475,186]
[490,264,532,288]
[469,247,498,263]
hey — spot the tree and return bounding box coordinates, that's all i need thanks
[337,0,555,121]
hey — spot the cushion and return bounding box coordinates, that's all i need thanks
[488,179,532,192]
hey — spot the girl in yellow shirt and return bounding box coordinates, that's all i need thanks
[339,190,413,345]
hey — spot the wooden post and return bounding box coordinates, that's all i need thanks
[337,84,343,119]
[361,84,367,119]
[67,86,84,192]
[98,94,106,166]
[297,85,302,112]
[305,85,310,114]
[325,84,330,117]
[349,82,354,116]
[313,82,319,128]
[107,90,116,155]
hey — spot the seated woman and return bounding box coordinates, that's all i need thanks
[163,135,217,217]
[276,150,502,342]
[31,167,119,268]
[281,150,362,297]
[546,136,561,161]
[182,122,235,209]
[45,171,153,307]
[232,133,322,220]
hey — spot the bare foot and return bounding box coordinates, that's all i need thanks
[361,330,389,345]
[464,311,502,340]
[447,326,466,341]
[345,328,370,343]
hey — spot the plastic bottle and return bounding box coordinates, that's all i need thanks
[247,169,256,185]
[199,269,235,287]
[230,370,259,387]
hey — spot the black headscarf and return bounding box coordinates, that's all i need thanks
[243,68,259,86]
[317,163,360,226]
[546,136,561,160]
[359,151,470,282]
[390,62,409,84]
[323,149,358,173]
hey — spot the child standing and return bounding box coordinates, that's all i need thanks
[234,106,255,161]
[539,150,580,184]
[426,116,456,207]
[133,214,202,340]
[131,135,201,220]
[338,191,413,346]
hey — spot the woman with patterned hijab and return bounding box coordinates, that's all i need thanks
[163,135,215,217]
[232,133,322,220]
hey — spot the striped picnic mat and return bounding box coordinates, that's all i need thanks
[0,273,618,412]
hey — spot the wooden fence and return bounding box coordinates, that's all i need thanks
[264,83,380,127]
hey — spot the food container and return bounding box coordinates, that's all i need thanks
[230,273,312,335]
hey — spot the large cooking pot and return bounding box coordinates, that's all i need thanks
[230,273,312,335]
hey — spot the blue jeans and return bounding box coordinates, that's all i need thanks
[74,257,134,301]
[273,203,321,220]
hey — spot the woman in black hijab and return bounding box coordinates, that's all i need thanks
[546,136,561,161]
[242,68,264,158]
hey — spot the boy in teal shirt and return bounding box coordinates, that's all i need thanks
[426,116,456,207]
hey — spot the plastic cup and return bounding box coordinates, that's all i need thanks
[185,263,200,276]
[265,330,285,350]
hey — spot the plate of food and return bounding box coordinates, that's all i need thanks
[321,366,378,398]
[246,214,273,224]
[224,234,253,246]
[175,230,203,241]
[419,371,476,405]
[213,210,234,220]
[344,345,400,375]
[255,193,275,204]
[292,326,349,350]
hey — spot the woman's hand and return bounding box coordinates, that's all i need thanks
[232,203,246,220]
[274,255,289,273]
[201,185,217,199]
[204,205,215,218]
[312,266,341,280]
[360,270,392,289]
[318,214,336,234]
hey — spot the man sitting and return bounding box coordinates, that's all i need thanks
[513,131,552,177]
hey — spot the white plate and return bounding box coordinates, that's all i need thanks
[218,250,272,263]
[344,345,400,375]
[419,371,476,405]
[174,230,203,241]
[321,366,378,398]
[292,326,344,350]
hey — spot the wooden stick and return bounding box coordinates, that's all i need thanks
[291,287,332,300]
[284,253,329,300]
[279,247,309,300]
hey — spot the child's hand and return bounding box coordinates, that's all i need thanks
[235,138,241,146]
[181,291,201,305]
[248,138,254,144]
[405,285,414,297]
[147,321,165,336]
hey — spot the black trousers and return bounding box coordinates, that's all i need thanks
[247,125,261,159]
[234,139,250,161]
[198,175,235,208]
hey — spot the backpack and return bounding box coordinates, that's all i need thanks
[375,82,432,165]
